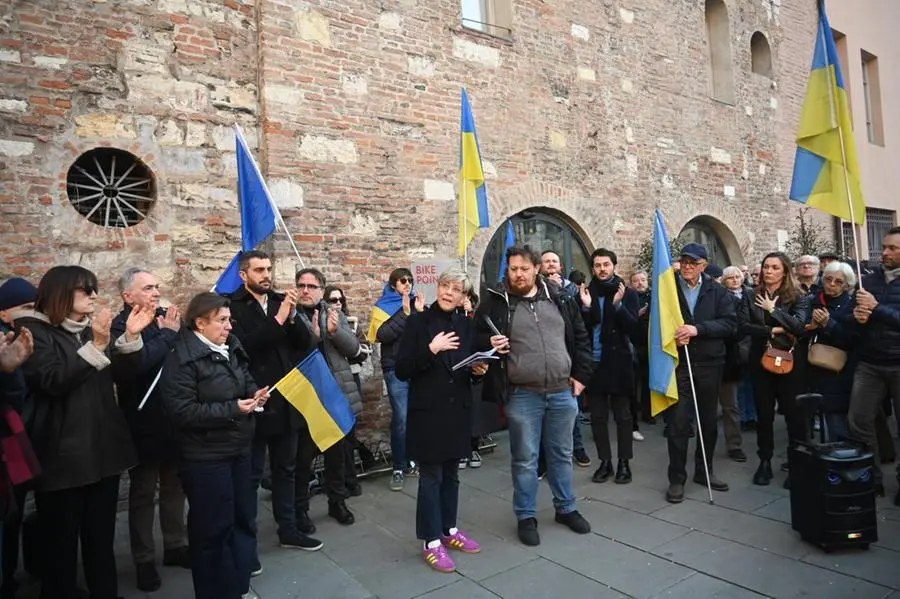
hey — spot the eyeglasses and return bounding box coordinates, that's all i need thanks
[823,276,846,285]
[76,285,98,295]
[327,297,342,304]
[680,260,704,268]
[397,277,413,285]
[296,283,321,291]
[798,263,817,267]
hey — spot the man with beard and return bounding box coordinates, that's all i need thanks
[540,251,579,298]
[581,249,641,484]
[476,246,593,546]
[630,271,653,425]
[849,226,900,504]
[226,251,322,573]
[110,268,188,592]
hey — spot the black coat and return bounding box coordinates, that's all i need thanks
[376,310,409,370]
[852,266,900,366]
[738,287,811,360]
[111,306,179,463]
[674,273,737,365]
[396,304,476,463]
[17,313,137,492]
[722,288,752,382]
[582,278,640,396]
[805,291,857,413]
[475,278,593,406]
[161,330,257,462]
[226,287,312,437]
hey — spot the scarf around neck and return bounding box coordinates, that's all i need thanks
[884,267,900,285]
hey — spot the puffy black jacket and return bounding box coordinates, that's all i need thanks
[475,278,593,405]
[111,305,179,463]
[852,267,900,366]
[738,287,811,359]
[376,310,409,370]
[226,287,311,436]
[675,273,737,365]
[17,312,138,492]
[161,330,257,462]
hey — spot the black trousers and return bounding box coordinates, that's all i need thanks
[342,428,361,491]
[752,364,805,460]
[586,391,633,461]
[35,475,121,599]
[250,432,298,542]
[415,460,459,542]
[2,486,28,590]
[638,357,651,421]
[666,362,722,485]
[295,430,347,509]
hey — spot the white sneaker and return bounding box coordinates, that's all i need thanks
[243,592,260,599]
[632,431,645,442]
[458,458,468,469]
[469,450,482,468]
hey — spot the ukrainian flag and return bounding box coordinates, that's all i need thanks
[649,210,685,417]
[365,284,408,343]
[458,88,490,256]
[789,0,864,224]
[273,350,355,451]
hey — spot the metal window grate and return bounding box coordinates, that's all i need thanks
[66,148,156,228]
[865,208,895,263]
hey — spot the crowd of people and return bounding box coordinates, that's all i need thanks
[0,227,898,594]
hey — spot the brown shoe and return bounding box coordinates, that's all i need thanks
[666,483,684,503]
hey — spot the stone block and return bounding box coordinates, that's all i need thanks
[126,74,209,112]
[263,84,304,109]
[621,78,634,93]
[710,147,732,164]
[724,185,736,197]
[571,23,590,41]
[0,139,35,157]
[298,135,358,164]
[649,572,763,599]
[407,55,435,78]
[295,9,331,47]
[452,38,500,68]
[0,49,21,63]
[549,131,566,149]
[422,179,454,202]
[341,73,368,95]
[620,8,635,23]
[268,178,304,210]
[378,11,401,31]
[154,119,184,145]
[210,83,257,115]
[185,121,206,147]
[0,99,27,113]
[481,558,622,599]
[74,113,138,139]
[577,66,596,81]
[160,147,207,176]
[33,56,68,70]
[121,40,170,74]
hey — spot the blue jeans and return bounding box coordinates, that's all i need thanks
[824,413,851,442]
[572,412,584,452]
[506,387,578,520]
[415,460,459,542]
[384,368,409,470]
[181,454,255,599]
[738,372,758,423]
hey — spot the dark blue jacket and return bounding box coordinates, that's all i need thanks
[852,267,900,366]
[805,291,856,413]
[675,273,737,365]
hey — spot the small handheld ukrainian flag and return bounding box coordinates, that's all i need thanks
[273,350,355,451]
[649,210,685,417]
[789,0,864,224]
[458,88,490,256]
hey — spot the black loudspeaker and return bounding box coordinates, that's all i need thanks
[789,441,878,552]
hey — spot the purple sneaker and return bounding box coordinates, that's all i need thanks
[442,530,481,554]
[423,543,456,573]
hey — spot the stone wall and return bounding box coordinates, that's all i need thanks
[0,0,819,444]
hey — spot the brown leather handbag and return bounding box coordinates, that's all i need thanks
[761,341,794,375]
[808,335,848,372]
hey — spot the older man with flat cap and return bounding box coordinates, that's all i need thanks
[664,243,737,503]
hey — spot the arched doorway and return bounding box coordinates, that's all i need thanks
[677,216,740,267]
[481,209,591,289]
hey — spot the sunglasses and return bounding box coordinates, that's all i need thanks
[327,297,342,304]
[397,277,413,285]
[76,285,98,295]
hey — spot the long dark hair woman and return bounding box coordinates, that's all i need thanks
[395,267,486,573]
[738,252,810,487]
[18,265,149,599]
[161,293,270,599]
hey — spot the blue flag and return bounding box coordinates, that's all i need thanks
[496,220,516,282]
[214,126,278,293]
[458,88,490,256]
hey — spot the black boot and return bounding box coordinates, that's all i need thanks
[328,500,355,525]
[135,563,161,592]
[614,459,632,484]
[591,460,613,483]
[297,509,317,534]
[753,459,773,486]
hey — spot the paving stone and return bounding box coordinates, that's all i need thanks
[652,531,891,598]
[681,481,783,513]
[802,545,900,590]
[751,495,792,524]
[413,578,502,599]
[576,499,691,551]
[352,555,460,599]
[648,571,767,599]
[319,519,412,575]
[447,530,541,582]
[576,477,674,515]
[249,552,374,599]
[480,557,626,599]
[652,500,813,559]
[535,530,694,599]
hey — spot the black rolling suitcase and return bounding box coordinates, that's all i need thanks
[789,393,878,552]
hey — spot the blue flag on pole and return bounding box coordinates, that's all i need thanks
[214,126,278,293]
[458,88,490,256]
[496,220,516,282]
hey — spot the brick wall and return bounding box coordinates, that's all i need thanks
[0,0,819,444]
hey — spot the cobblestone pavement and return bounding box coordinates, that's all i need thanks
[12,420,900,598]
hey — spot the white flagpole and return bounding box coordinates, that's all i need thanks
[684,346,714,504]
[234,124,305,269]
[818,11,863,285]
